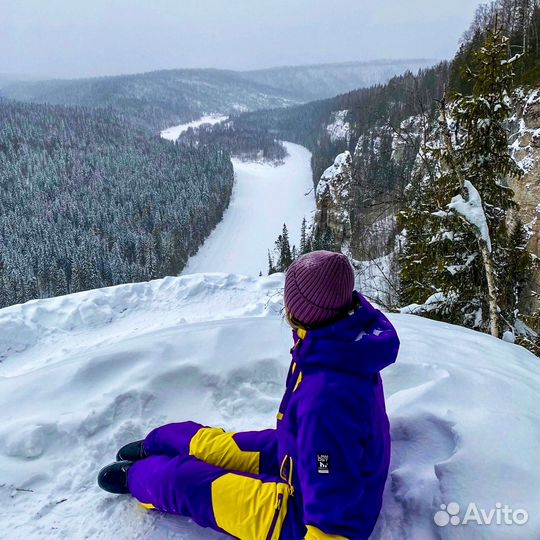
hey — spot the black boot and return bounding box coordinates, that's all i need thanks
[97,461,132,494]
[116,440,147,462]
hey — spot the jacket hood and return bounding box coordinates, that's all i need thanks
[293,291,399,376]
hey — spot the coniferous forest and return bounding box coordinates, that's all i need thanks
[0,100,234,308]
[178,122,287,163]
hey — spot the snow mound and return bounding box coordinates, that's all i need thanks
[0,273,538,540]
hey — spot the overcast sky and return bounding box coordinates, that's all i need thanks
[1,0,481,79]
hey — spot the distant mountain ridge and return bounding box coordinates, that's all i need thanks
[0,69,299,132]
[239,58,437,101]
[0,59,437,132]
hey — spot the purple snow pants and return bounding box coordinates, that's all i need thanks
[127,421,300,540]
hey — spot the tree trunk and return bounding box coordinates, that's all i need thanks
[479,240,500,338]
[438,92,462,188]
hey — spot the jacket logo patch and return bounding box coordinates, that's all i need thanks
[317,454,330,474]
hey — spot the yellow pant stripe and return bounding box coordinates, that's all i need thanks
[189,427,260,474]
[211,473,289,540]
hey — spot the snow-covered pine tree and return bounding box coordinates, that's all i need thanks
[312,227,336,252]
[267,224,297,273]
[399,26,531,338]
[0,100,235,308]
[273,224,293,272]
[299,218,308,255]
[267,251,276,275]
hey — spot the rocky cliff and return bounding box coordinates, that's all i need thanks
[510,89,540,258]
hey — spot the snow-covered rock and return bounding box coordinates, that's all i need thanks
[353,252,399,308]
[315,151,353,248]
[0,272,538,539]
[325,110,351,143]
[391,113,426,162]
[509,87,540,307]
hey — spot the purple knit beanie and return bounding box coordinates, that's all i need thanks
[284,250,355,327]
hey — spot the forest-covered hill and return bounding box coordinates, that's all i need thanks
[0,100,234,308]
[238,59,436,101]
[233,1,539,189]
[0,69,299,132]
[0,60,436,133]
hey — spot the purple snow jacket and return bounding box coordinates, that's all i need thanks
[278,291,399,539]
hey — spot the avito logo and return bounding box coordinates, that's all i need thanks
[434,502,528,526]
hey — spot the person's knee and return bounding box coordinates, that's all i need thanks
[127,455,210,509]
[144,421,204,455]
[127,455,170,503]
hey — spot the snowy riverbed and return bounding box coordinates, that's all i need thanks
[160,115,228,141]
[184,142,315,276]
[162,119,316,276]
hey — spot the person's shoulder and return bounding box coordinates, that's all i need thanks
[297,371,366,415]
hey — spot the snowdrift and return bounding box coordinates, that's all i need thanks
[0,273,538,539]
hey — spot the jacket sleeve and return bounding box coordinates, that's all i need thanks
[296,389,367,540]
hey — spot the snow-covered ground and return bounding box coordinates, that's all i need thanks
[0,273,538,539]
[160,115,228,141]
[182,142,315,276]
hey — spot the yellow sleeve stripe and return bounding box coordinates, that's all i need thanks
[293,372,303,392]
[305,525,349,540]
[139,502,155,510]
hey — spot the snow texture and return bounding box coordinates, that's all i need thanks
[0,272,538,539]
[182,142,315,276]
[448,180,492,251]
